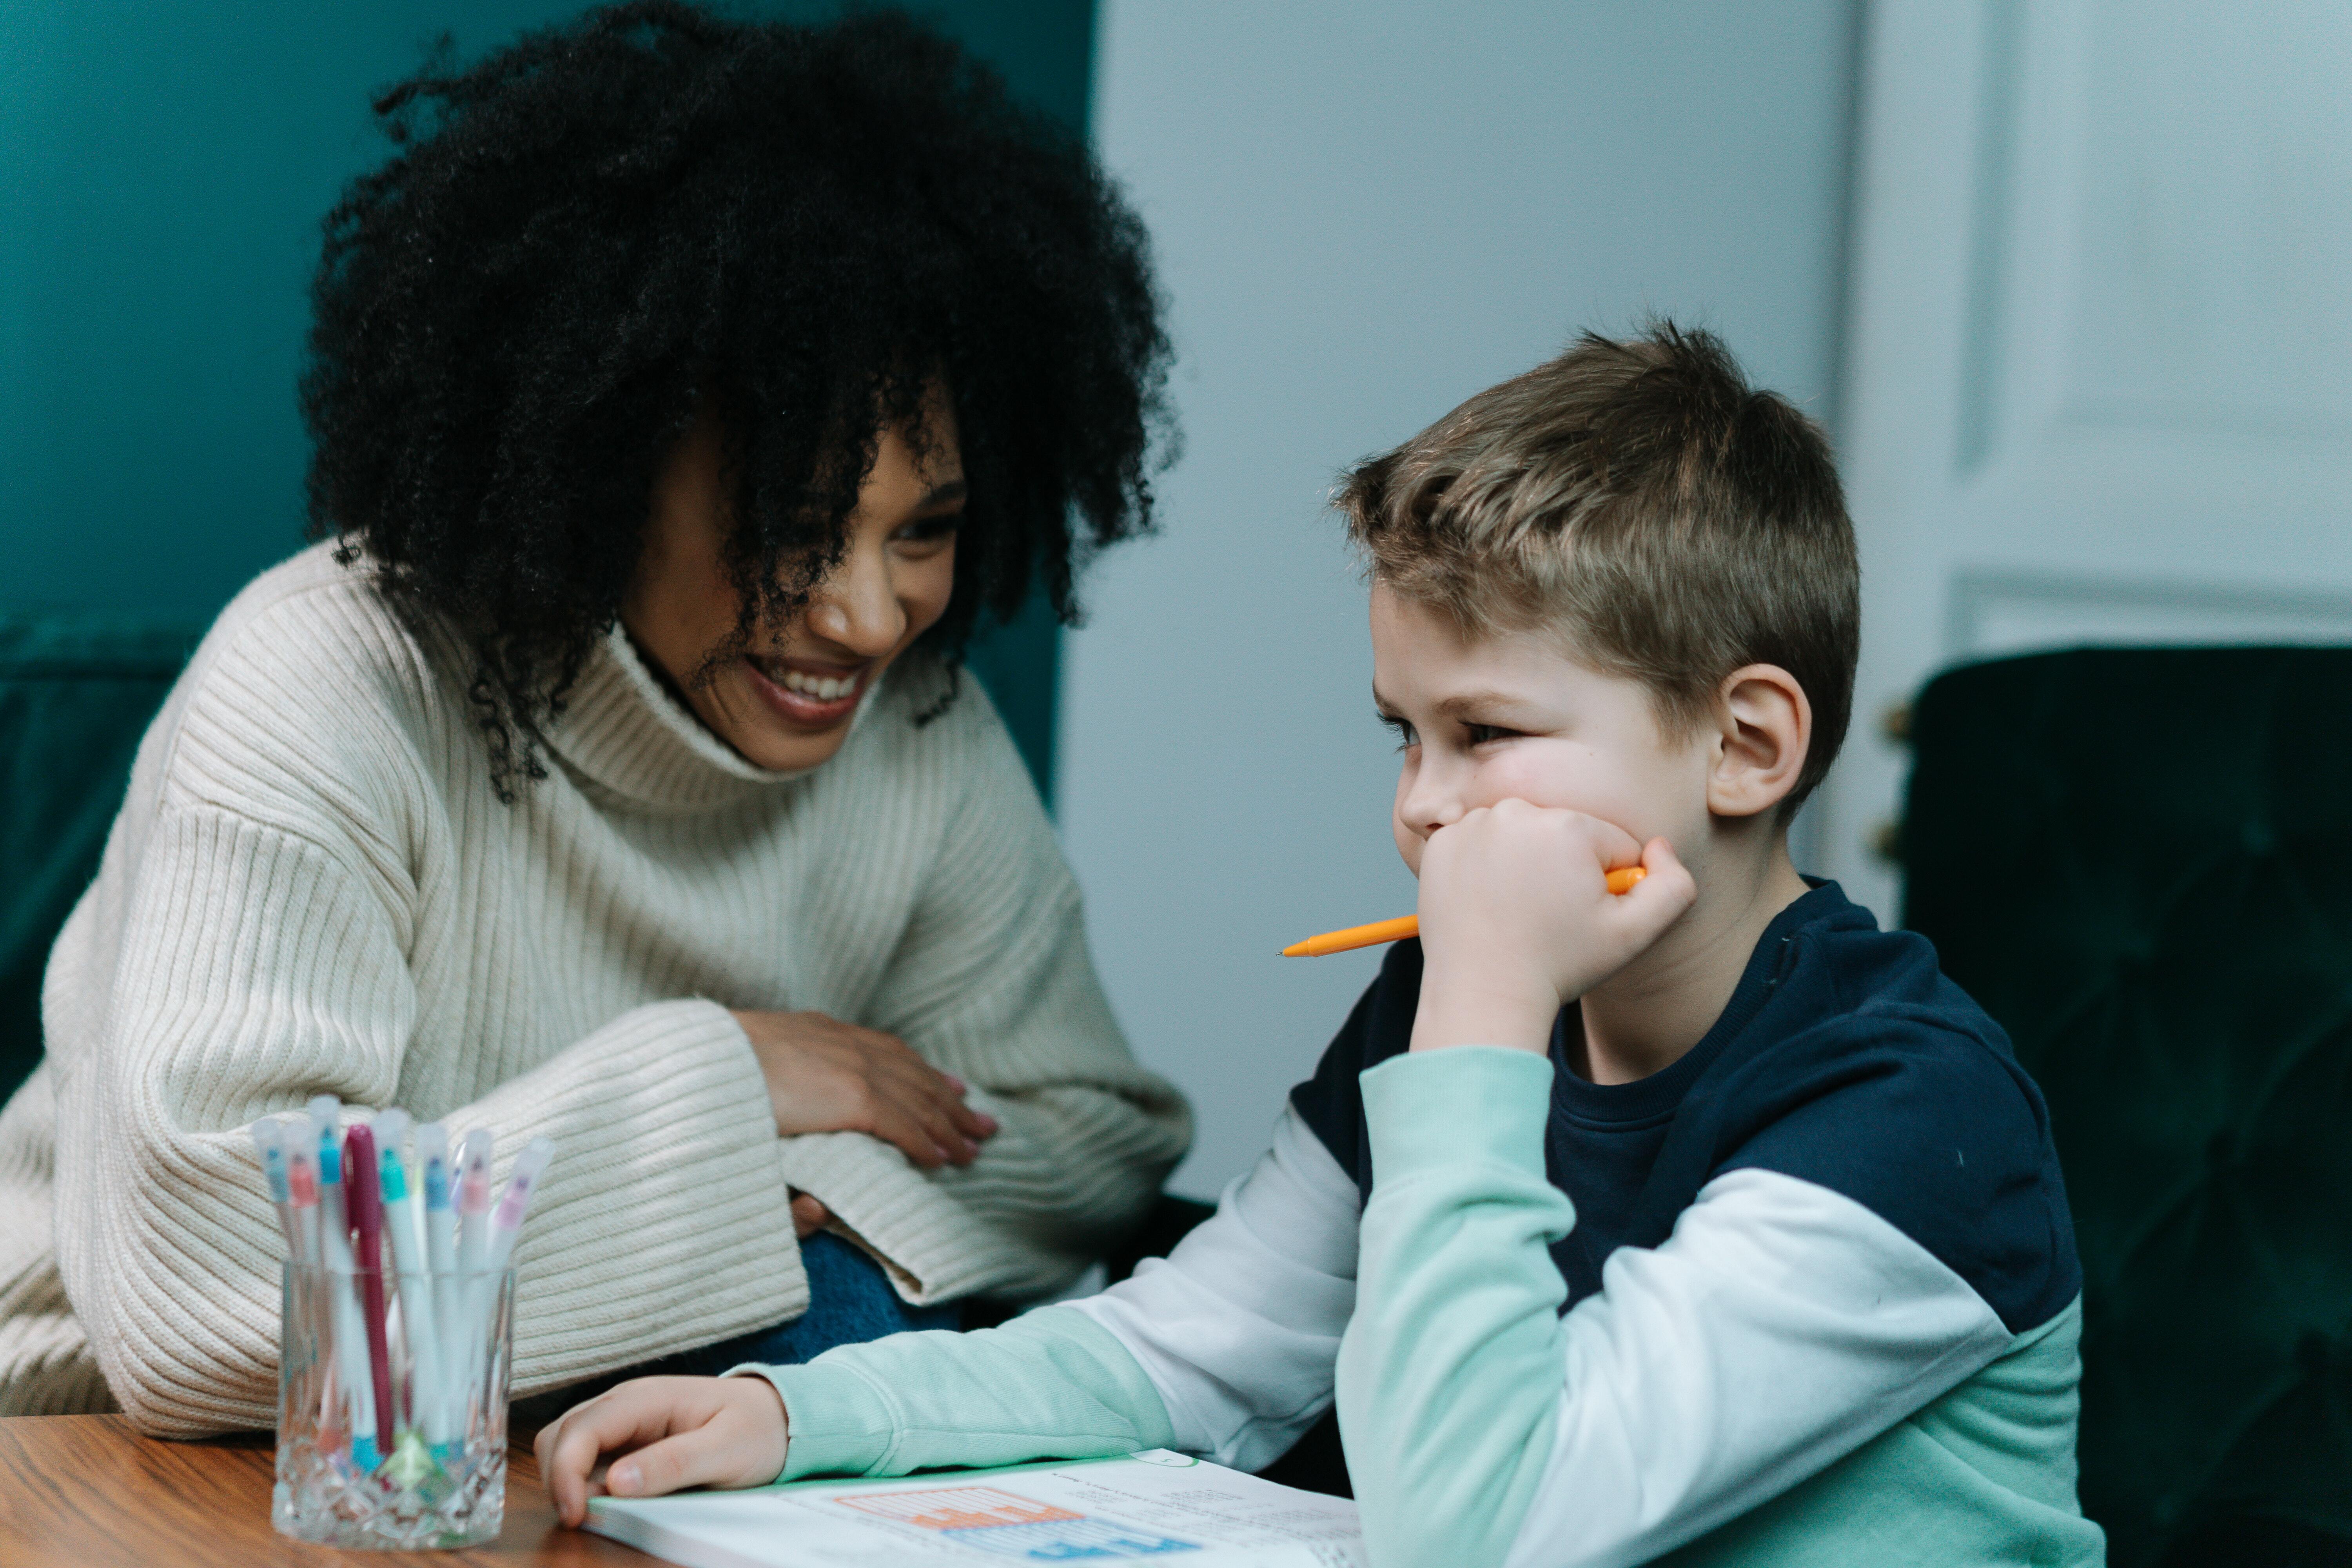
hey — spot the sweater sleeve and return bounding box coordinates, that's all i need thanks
[1062,1106,1358,1472]
[741,1104,1355,1482]
[1338,1049,1570,1568]
[775,696,1191,1304]
[1340,1048,2017,1568]
[746,1306,1175,1481]
[49,803,805,1437]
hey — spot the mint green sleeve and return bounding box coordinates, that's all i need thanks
[733,1305,1178,1481]
[1336,1047,1572,1568]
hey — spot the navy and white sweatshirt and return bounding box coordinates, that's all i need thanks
[1293,881,2082,1336]
[757,884,2105,1566]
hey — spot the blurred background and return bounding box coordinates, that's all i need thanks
[5,0,2348,1198]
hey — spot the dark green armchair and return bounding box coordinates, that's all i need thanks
[1902,647,2352,1568]
[0,616,194,1103]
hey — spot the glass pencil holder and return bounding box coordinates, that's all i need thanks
[274,1262,517,1550]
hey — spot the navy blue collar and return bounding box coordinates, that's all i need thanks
[1549,880,1860,1125]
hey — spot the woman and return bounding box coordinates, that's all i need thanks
[0,1,1188,1432]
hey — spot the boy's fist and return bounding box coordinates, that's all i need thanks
[1410,799,1694,1054]
[537,1374,789,1528]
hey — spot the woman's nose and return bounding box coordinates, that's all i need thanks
[805,547,906,656]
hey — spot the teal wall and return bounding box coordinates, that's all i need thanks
[0,0,1088,791]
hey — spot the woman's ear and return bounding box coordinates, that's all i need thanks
[1706,664,1812,820]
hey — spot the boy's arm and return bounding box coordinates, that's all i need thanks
[748,1307,1173,1479]
[1058,1105,1358,1472]
[756,1105,1360,1478]
[1341,1047,2016,1568]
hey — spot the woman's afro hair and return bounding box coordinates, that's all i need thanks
[301,0,1171,793]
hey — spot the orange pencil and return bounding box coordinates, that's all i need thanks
[1280,866,1646,957]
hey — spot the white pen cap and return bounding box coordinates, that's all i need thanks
[484,1137,554,1274]
[415,1123,451,1203]
[307,1096,342,1170]
[248,1118,290,1201]
[372,1107,411,1161]
[454,1129,495,1217]
[284,1128,319,1206]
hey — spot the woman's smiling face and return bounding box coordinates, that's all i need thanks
[622,396,964,773]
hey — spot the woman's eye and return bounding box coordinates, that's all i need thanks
[893,515,961,549]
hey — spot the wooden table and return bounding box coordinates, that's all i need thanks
[0,1416,667,1567]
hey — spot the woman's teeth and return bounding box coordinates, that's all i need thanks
[779,668,857,701]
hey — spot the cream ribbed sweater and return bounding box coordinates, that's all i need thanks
[0,543,1189,1435]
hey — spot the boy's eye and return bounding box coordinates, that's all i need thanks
[1463,722,1517,747]
[1377,712,1419,750]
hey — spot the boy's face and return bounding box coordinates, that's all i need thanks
[1370,584,1714,880]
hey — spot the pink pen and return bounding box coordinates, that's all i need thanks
[342,1123,397,1459]
[283,1126,321,1266]
[450,1131,497,1419]
[484,1137,555,1278]
[454,1130,494,1281]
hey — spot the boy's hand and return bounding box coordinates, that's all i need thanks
[536,1375,789,1528]
[1411,799,1695,1053]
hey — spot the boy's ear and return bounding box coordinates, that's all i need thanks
[1706,664,1812,820]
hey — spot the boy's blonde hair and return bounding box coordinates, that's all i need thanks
[1338,323,1858,814]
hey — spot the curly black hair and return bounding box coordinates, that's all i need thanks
[301,1,1171,793]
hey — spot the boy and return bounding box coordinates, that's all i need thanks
[537,326,2103,1566]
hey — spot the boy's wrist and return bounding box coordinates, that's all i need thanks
[1409,974,1559,1054]
[729,1361,891,1481]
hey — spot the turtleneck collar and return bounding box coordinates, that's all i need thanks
[542,624,834,812]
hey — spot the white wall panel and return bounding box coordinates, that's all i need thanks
[1067,1,1862,1196]
[1822,0,2352,922]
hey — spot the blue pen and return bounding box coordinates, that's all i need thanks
[419,1123,457,1284]
[372,1109,452,1448]
[249,1117,299,1257]
[309,1096,348,1240]
[417,1124,463,1437]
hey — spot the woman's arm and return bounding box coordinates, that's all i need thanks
[50,803,803,1437]
[777,686,1191,1304]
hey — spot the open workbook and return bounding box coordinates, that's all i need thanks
[584,1449,1365,1567]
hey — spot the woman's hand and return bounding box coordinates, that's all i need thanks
[789,1191,832,1239]
[735,1009,998,1169]
[537,1376,789,1528]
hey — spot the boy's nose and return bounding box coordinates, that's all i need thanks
[1398,778,1464,839]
